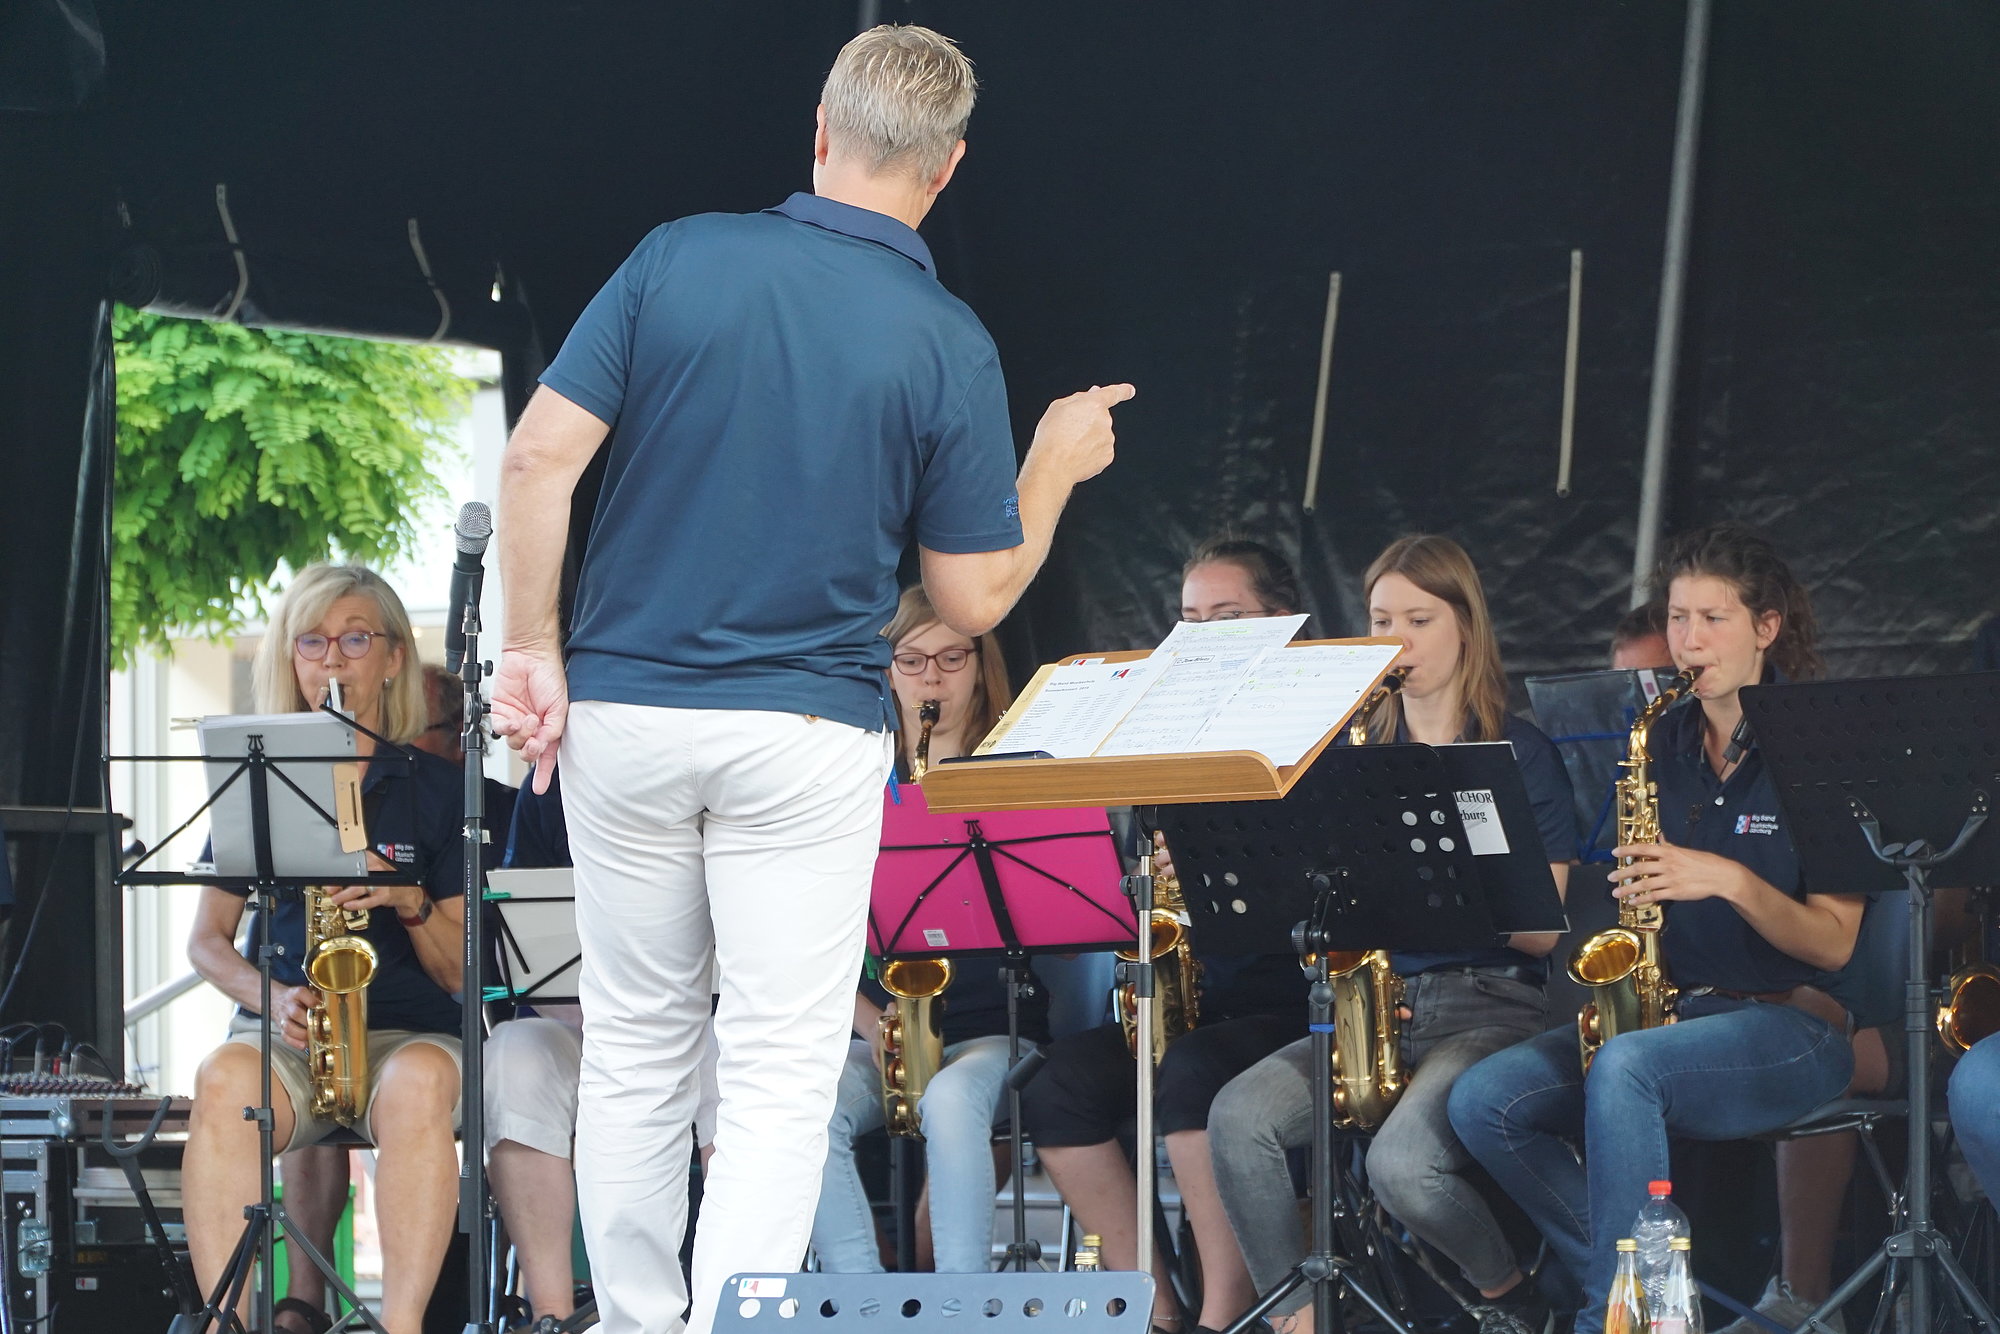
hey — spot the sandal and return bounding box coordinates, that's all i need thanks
[270,1298,332,1334]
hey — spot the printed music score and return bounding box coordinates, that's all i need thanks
[975,619,1400,766]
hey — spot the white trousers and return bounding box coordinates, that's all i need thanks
[564,703,891,1334]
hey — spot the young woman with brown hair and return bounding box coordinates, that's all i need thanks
[1449,523,1863,1334]
[1207,534,1577,1334]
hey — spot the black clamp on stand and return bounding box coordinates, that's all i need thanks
[1743,674,2000,1334]
[1160,742,1567,1334]
[117,704,417,1334]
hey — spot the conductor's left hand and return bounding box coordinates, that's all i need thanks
[491,643,568,794]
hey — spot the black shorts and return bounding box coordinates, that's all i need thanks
[1019,1016,1299,1147]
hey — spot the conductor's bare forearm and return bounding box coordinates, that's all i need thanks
[497,387,610,650]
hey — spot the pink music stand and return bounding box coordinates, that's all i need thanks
[870,782,1132,960]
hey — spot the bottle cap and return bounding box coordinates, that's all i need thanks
[1669,1237,1692,1250]
[1616,1239,1638,1252]
[1649,1179,1672,1195]
[1082,1235,1102,1247]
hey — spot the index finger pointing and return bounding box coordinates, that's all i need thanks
[1087,382,1137,407]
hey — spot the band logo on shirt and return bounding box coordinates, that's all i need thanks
[1734,813,1780,836]
[376,841,417,866]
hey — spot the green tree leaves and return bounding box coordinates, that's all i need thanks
[111,307,469,665]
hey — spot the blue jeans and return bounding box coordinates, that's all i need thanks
[810,1035,1017,1273]
[1948,1030,2000,1201]
[1446,996,1851,1333]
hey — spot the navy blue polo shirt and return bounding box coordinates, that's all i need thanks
[541,193,1025,732]
[1651,697,1824,993]
[228,748,465,1035]
[1384,714,1578,979]
[502,771,569,870]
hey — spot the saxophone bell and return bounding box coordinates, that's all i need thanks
[877,955,953,1137]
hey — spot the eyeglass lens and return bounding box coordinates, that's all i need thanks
[296,632,381,660]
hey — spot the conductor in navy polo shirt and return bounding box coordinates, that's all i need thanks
[491,25,1133,1334]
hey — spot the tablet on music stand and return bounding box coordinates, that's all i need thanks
[870,784,1130,960]
[198,712,368,879]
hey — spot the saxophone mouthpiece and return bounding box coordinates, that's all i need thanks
[323,678,345,713]
[919,699,941,726]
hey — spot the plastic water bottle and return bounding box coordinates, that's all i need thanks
[1651,1237,1704,1334]
[1632,1179,1691,1315]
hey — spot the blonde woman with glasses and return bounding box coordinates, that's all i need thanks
[181,564,467,1334]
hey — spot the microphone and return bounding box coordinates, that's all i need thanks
[445,501,493,674]
[1722,716,1754,767]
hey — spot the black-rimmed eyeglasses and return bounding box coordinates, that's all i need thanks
[892,647,979,676]
[295,630,394,660]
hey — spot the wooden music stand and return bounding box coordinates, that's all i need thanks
[919,638,1403,814]
[914,636,1401,1284]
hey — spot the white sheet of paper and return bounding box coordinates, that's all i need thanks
[1096,647,1273,755]
[1453,789,1511,856]
[1185,642,1404,766]
[978,660,1160,758]
[1151,613,1310,658]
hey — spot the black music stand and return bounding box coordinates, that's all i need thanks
[117,707,415,1334]
[1161,743,1566,1334]
[1742,674,2000,1334]
[871,792,1127,1274]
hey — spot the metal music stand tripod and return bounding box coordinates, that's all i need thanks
[1161,742,1567,1334]
[1743,674,2000,1334]
[117,706,415,1334]
[871,788,1129,1273]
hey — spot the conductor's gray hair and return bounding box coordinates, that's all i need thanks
[821,24,977,181]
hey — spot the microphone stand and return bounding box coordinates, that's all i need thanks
[459,597,496,1334]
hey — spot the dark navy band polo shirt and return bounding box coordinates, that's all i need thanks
[502,770,569,871]
[540,193,1025,732]
[1651,696,1829,993]
[1384,713,1578,979]
[228,747,465,1036]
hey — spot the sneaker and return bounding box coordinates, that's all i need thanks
[1471,1297,1554,1334]
[1712,1278,1847,1334]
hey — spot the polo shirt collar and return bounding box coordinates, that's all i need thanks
[769,192,935,274]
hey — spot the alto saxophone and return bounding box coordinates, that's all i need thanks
[878,699,953,1136]
[1324,669,1409,1130]
[305,677,379,1125]
[1115,854,1202,1065]
[1937,890,2000,1055]
[1568,666,1701,1070]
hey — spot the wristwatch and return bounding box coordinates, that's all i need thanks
[397,895,434,928]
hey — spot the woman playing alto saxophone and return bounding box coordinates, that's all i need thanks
[1449,524,1863,1334]
[810,584,1051,1275]
[1207,535,1578,1334]
[181,564,469,1334]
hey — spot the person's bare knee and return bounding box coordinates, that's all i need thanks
[191,1044,297,1146]
[370,1044,459,1135]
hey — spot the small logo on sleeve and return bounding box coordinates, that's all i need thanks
[1734,813,1780,836]
[1003,494,1020,521]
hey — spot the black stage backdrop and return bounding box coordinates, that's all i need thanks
[3,0,1999,1035]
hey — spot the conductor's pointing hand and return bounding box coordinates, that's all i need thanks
[1029,383,1136,488]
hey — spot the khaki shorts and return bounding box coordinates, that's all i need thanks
[225,1015,463,1152]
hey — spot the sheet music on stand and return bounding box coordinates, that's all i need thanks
[976,625,1397,767]
[484,866,582,1005]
